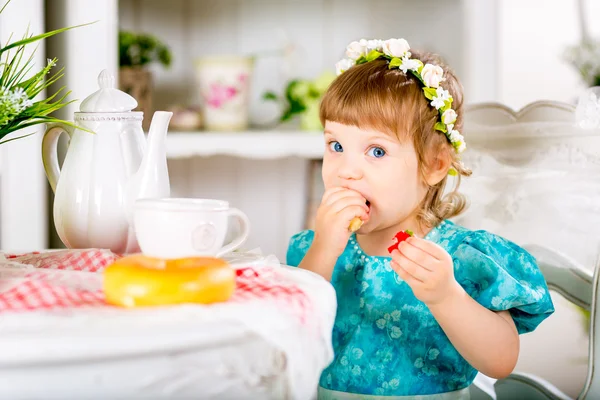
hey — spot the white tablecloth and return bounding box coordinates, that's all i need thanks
[0,252,336,400]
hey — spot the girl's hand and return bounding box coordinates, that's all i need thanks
[390,236,461,306]
[313,187,369,258]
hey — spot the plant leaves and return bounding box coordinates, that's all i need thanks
[263,91,278,101]
[388,57,402,69]
[440,97,453,112]
[0,38,31,87]
[355,55,367,65]
[119,30,172,68]
[422,87,437,100]
[0,0,12,15]
[0,131,35,144]
[434,121,447,133]
[4,46,37,88]
[284,80,301,102]
[0,116,89,142]
[0,21,97,56]
[410,70,425,85]
[0,5,95,145]
[366,50,382,62]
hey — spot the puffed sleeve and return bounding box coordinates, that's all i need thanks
[452,230,555,334]
[286,230,315,267]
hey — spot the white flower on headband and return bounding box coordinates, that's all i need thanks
[421,64,445,88]
[400,57,422,73]
[430,97,445,110]
[366,39,384,52]
[382,38,410,58]
[449,129,462,143]
[430,87,450,109]
[346,41,367,60]
[336,58,355,75]
[449,129,466,153]
[334,37,467,155]
[442,109,457,125]
[436,87,451,101]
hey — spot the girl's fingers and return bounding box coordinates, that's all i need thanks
[321,187,346,204]
[338,205,370,225]
[391,250,429,282]
[328,195,370,215]
[404,236,445,261]
[391,259,422,286]
[397,241,437,272]
[323,188,368,211]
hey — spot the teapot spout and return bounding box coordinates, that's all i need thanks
[147,111,173,147]
[130,111,173,202]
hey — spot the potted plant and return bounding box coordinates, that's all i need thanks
[119,30,172,129]
[563,39,600,88]
[263,70,335,131]
[0,0,91,144]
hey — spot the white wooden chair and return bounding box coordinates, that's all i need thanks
[470,244,595,400]
[456,100,600,399]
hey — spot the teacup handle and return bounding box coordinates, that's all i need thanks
[217,207,251,257]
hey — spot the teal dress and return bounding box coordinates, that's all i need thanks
[286,220,554,397]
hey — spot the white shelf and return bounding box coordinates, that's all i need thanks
[165,131,325,160]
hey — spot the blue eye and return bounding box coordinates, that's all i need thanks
[368,146,386,158]
[329,141,343,152]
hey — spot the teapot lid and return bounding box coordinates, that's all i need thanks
[79,69,138,112]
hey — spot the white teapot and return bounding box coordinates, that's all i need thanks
[42,70,172,254]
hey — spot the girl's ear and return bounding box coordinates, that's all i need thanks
[425,148,453,186]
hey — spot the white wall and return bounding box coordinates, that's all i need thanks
[0,0,47,251]
[45,0,119,118]
[498,0,600,110]
[461,0,499,103]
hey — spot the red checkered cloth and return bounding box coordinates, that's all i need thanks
[0,250,313,323]
[4,249,118,272]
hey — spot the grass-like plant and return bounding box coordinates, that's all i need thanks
[0,0,93,144]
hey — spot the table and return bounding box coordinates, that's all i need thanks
[0,250,336,400]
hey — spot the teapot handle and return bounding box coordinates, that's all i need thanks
[42,123,73,193]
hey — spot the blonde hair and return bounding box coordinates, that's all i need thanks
[319,51,472,229]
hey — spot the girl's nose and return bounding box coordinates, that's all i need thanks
[337,157,363,181]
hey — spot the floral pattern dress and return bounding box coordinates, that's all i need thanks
[286,220,555,397]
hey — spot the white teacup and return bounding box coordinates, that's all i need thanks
[133,198,250,259]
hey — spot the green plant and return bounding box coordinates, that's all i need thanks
[564,39,600,87]
[0,0,93,143]
[119,30,172,68]
[263,71,335,127]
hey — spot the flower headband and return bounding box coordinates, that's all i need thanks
[335,38,466,155]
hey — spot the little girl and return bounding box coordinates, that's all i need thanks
[286,38,554,399]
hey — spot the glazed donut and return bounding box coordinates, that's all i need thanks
[103,254,236,307]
